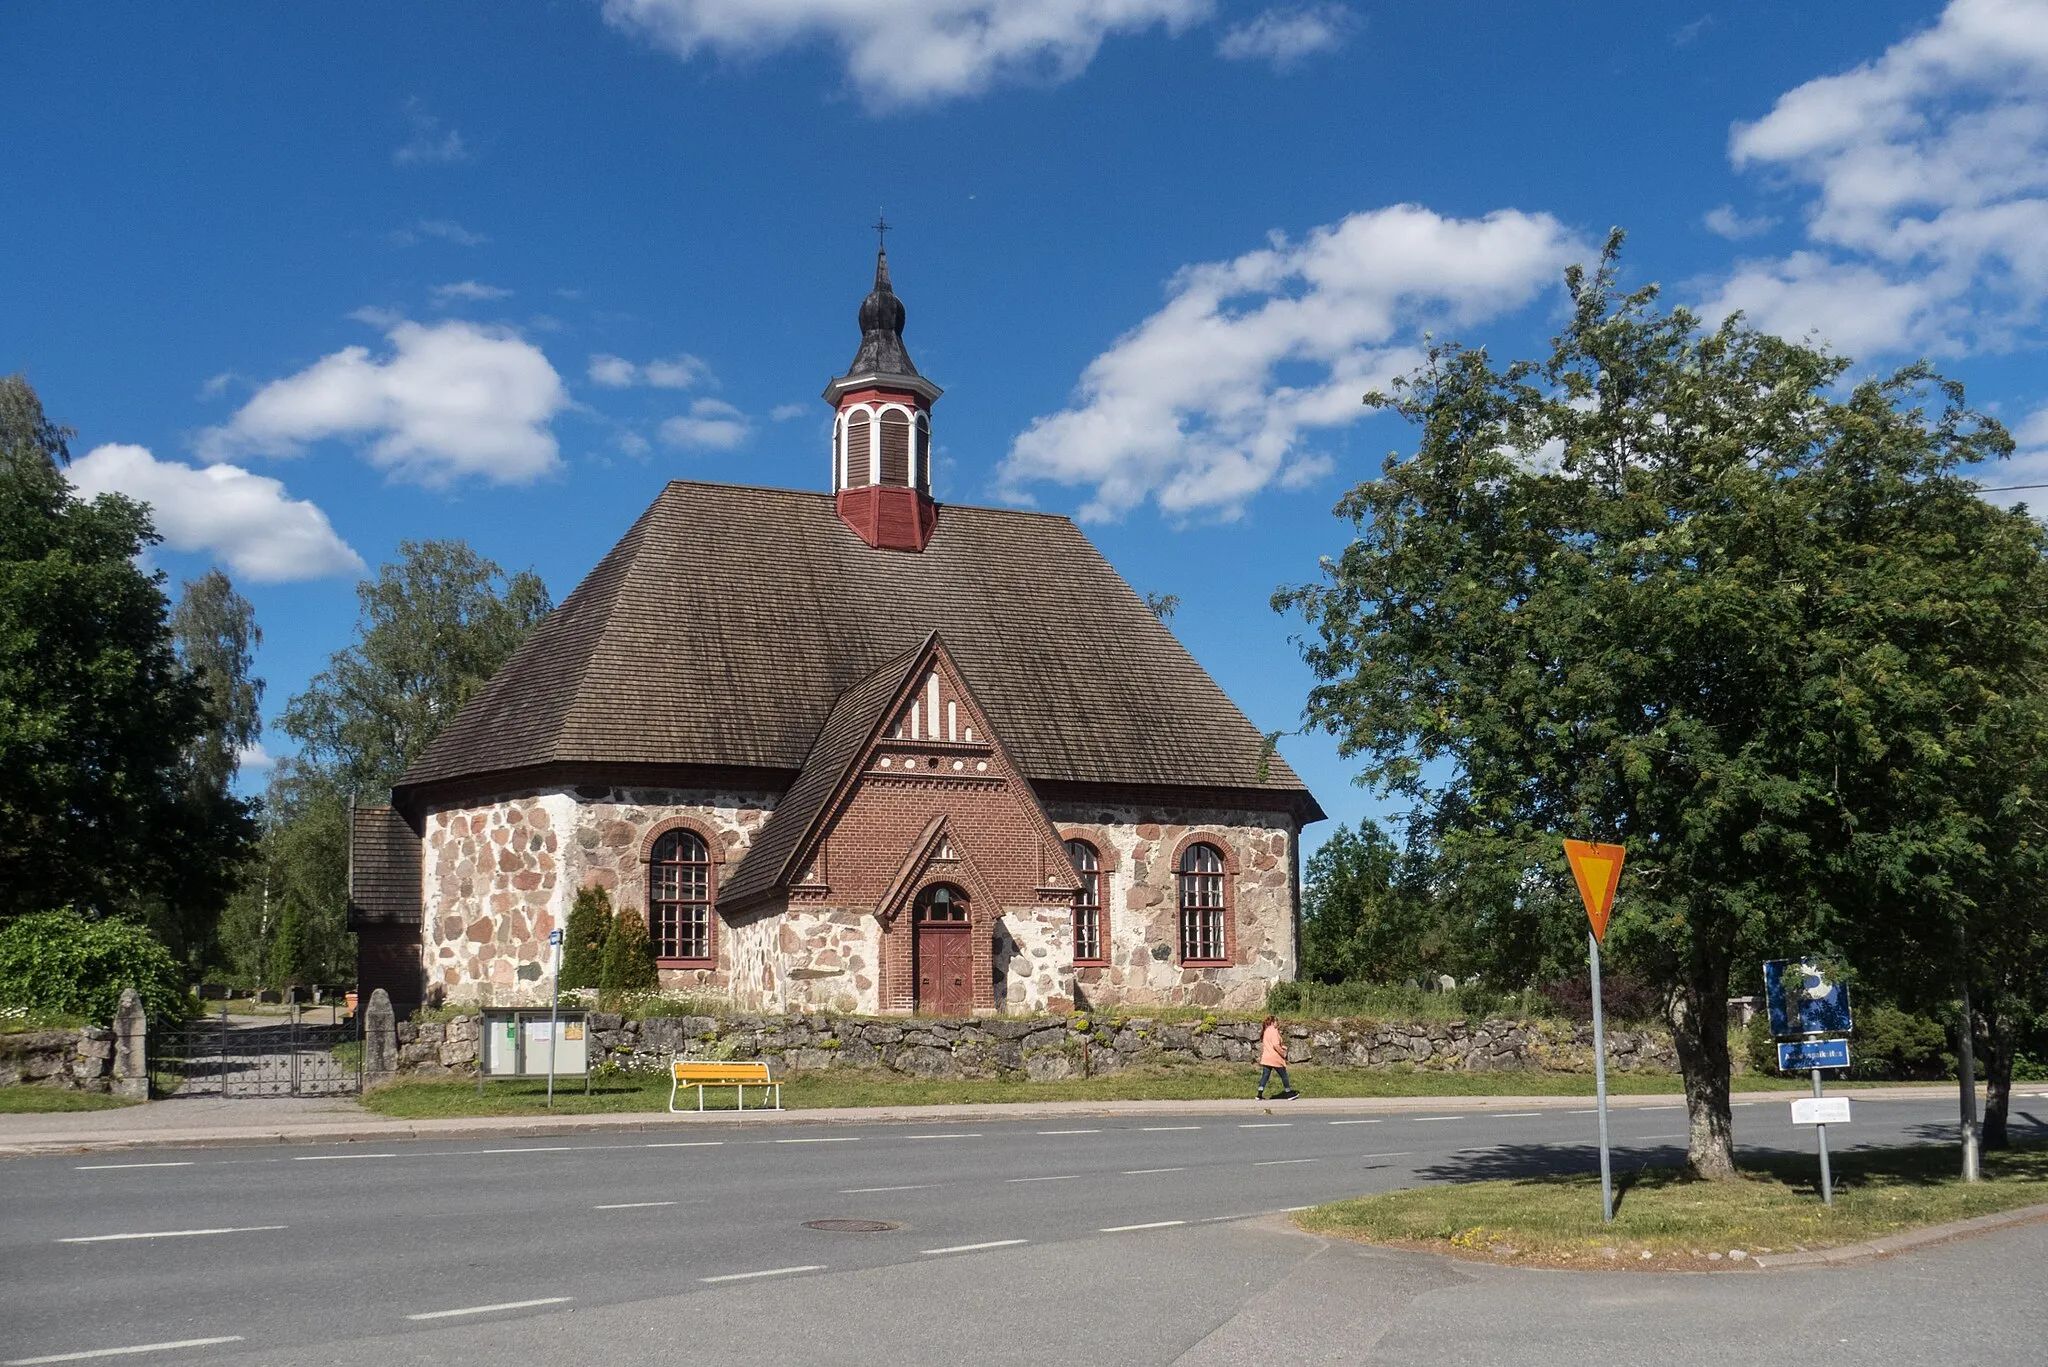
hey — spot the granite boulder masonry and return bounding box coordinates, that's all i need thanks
[391,1010,1679,1081]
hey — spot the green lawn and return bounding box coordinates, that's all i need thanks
[1297,1141,2048,1268]
[0,1086,142,1113]
[357,1062,1909,1119]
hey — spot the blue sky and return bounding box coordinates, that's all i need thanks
[10,1,2048,848]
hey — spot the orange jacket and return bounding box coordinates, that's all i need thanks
[1260,1022,1287,1068]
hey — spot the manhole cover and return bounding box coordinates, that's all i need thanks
[803,1219,899,1233]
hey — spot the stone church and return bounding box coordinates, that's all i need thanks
[347,247,1323,1017]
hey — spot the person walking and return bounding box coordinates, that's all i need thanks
[1257,1015,1299,1099]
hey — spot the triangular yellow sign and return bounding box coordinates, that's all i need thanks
[1563,839,1625,943]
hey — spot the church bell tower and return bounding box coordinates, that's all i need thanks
[826,226,942,552]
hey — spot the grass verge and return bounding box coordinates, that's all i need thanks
[0,1086,143,1113]
[356,1062,1907,1119]
[1296,1140,2048,1270]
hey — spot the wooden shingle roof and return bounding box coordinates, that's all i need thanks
[394,481,1319,818]
[347,806,422,927]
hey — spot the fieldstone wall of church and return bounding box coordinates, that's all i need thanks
[996,906,1076,1013]
[420,787,774,1007]
[1047,803,1298,1011]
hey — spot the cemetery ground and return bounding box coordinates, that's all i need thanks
[1298,1138,2048,1270]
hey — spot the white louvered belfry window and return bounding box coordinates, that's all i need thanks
[1178,842,1226,962]
[1066,839,1102,962]
[649,829,712,961]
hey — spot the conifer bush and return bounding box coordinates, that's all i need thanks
[559,885,611,991]
[598,906,659,1001]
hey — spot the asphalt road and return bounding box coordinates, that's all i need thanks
[2,1093,2043,1366]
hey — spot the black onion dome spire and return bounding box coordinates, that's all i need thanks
[844,246,919,379]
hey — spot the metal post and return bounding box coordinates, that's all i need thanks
[290,1001,300,1098]
[1589,931,1614,1224]
[547,937,563,1110]
[1811,1067,1833,1205]
[218,1002,229,1098]
[1958,973,1981,1182]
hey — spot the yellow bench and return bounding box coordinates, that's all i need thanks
[670,1060,781,1112]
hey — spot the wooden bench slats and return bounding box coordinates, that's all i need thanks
[668,1057,781,1113]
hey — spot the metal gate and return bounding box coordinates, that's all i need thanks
[149,1011,362,1098]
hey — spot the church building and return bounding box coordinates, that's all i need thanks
[347,246,1324,1017]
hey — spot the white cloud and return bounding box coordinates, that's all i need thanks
[1973,402,2048,507]
[66,444,364,583]
[1703,204,1776,239]
[1705,251,1943,358]
[393,97,467,166]
[601,0,1212,108]
[235,742,277,776]
[660,398,752,451]
[205,320,570,486]
[1216,5,1353,68]
[586,352,712,389]
[1001,204,1585,521]
[390,218,488,247]
[432,280,512,304]
[770,402,810,421]
[1701,0,2048,354]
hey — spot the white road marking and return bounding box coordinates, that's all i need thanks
[470,1147,578,1155]
[1568,1109,1597,1114]
[1359,1152,1415,1159]
[1643,1105,1684,1111]
[4,1336,246,1364]
[1493,1112,1541,1118]
[922,1239,1028,1255]
[595,1201,677,1210]
[839,1184,934,1194]
[1100,1220,1186,1232]
[773,1137,859,1144]
[58,1226,285,1244]
[1253,1158,1318,1166]
[292,1153,397,1161]
[1006,1174,1078,1183]
[1411,1116,1462,1122]
[646,1141,724,1148]
[1141,1126,1200,1132]
[700,1265,824,1283]
[73,1162,194,1171]
[906,1134,980,1140]
[407,1297,572,1320]
[1327,1119,1380,1126]
[1037,1129,1100,1135]
[1122,1167,1186,1175]
[1239,1123,1292,1129]
[1640,1133,1690,1140]
[1281,1205,1312,1212]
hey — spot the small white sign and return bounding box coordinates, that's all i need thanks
[1791,1096,1852,1126]
[528,1022,552,1042]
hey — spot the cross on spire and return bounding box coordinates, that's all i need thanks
[873,213,890,252]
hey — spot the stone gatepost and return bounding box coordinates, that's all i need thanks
[111,988,148,1100]
[363,988,398,1087]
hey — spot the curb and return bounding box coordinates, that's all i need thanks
[1749,1201,2048,1268]
[0,1084,1963,1157]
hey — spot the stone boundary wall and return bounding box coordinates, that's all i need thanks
[396,1012,1681,1081]
[0,1027,116,1091]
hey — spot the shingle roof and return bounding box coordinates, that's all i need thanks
[718,637,931,910]
[347,806,421,927]
[394,480,1319,818]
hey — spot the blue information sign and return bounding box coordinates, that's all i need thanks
[1778,1037,1850,1071]
[1763,958,1853,1037]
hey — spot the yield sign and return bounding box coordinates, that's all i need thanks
[1563,839,1625,943]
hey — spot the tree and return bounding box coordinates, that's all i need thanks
[0,375,254,936]
[280,539,551,794]
[1300,821,1438,982]
[170,568,264,803]
[1276,235,2021,1180]
[599,906,658,1001]
[268,898,309,990]
[559,885,612,992]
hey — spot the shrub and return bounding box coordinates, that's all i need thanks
[269,900,309,989]
[0,910,190,1025]
[1535,972,1661,1026]
[559,886,611,992]
[1849,1005,1950,1081]
[599,907,658,1001]
[1744,1010,1777,1076]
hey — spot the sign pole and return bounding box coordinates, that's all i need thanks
[1810,1067,1833,1205]
[546,928,563,1110]
[1589,930,1614,1224]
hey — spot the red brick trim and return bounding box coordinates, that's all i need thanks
[1057,830,1111,967]
[641,817,723,970]
[1170,831,1237,967]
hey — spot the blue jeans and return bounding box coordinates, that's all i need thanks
[1258,1065,1290,1095]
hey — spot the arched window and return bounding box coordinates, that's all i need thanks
[1065,839,1104,964]
[915,884,968,923]
[880,410,911,485]
[914,415,931,492]
[649,829,713,963]
[834,415,846,489]
[845,410,872,487]
[1177,842,1227,964]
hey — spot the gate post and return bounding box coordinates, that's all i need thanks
[111,989,148,1100]
[363,989,398,1088]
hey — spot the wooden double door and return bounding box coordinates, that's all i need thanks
[914,885,973,1016]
